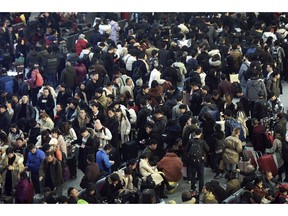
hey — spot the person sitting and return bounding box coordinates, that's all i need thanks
[67,187,79,204]
[253,176,274,203]
[139,153,176,199]
[79,182,102,204]
[181,191,196,204]
[201,182,218,204]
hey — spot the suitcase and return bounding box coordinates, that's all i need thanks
[122,140,139,162]
[109,147,120,172]
[247,150,258,169]
[33,194,45,204]
[238,160,251,182]
[67,155,77,179]
[257,154,278,176]
[142,189,157,204]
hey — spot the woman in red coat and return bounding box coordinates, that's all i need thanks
[75,34,88,56]
[251,118,266,157]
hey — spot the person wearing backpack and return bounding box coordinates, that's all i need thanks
[26,62,44,106]
[271,40,286,78]
[224,109,246,142]
[187,128,210,193]
[238,53,251,93]
[79,43,94,70]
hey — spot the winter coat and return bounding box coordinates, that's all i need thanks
[75,39,88,56]
[268,135,284,168]
[39,157,63,188]
[246,78,267,102]
[252,125,266,152]
[157,152,183,182]
[44,53,58,75]
[0,153,25,189]
[222,135,242,165]
[26,148,45,174]
[12,103,35,122]
[74,63,87,85]
[119,115,131,146]
[139,158,164,185]
[202,192,218,204]
[0,110,11,134]
[84,161,100,186]
[60,66,77,89]
[14,178,31,203]
[110,20,120,44]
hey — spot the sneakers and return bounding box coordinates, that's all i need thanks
[214,174,221,179]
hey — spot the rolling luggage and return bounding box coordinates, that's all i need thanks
[122,140,139,162]
[247,150,258,169]
[257,154,278,176]
[142,189,157,204]
[66,155,77,179]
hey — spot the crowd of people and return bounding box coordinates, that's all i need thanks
[1,12,288,204]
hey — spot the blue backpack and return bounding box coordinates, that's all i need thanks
[228,119,245,142]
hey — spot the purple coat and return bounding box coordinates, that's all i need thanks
[14,179,31,203]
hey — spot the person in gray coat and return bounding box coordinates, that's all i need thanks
[246,69,267,110]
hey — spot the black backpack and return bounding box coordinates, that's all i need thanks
[82,52,92,69]
[188,139,203,164]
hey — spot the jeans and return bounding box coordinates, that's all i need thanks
[190,162,204,192]
[45,73,57,89]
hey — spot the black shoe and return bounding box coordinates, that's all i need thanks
[160,194,168,199]
[166,185,175,191]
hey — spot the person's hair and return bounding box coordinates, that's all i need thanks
[67,187,76,196]
[194,128,202,136]
[104,144,113,151]
[57,195,68,204]
[254,176,263,186]
[45,151,54,157]
[51,128,62,135]
[27,143,36,151]
[110,173,120,182]
[80,127,88,134]
[182,191,193,202]
[20,171,28,180]
[6,146,14,154]
[124,167,133,175]
[148,139,158,146]
[127,158,137,166]
[224,109,233,117]
[10,123,19,131]
[16,137,24,142]
[87,154,95,162]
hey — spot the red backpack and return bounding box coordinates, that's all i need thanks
[35,71,44,87]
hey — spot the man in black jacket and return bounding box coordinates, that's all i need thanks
[37,87,55,119]
[12,94,35,133]
[0,103,11,134]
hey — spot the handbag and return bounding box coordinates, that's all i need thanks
[80,176,89,189]
[145,175,156,189]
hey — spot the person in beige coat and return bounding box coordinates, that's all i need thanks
[222,127,242,173]
[139,153,175,199]
[51,128,67,158]
[0,147,25,196]
[116,108,131,147]
[39,111,54,132]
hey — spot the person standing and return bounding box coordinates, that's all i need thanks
[96,144,114,177]
[25,144,45,194]
[39,151,63,191]
[187,128,210,193]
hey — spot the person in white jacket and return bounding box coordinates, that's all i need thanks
[148,65,166,88]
